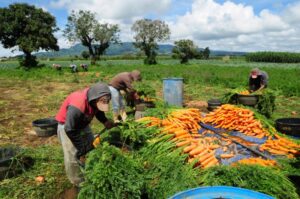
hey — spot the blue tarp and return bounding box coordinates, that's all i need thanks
[198,122,274,164]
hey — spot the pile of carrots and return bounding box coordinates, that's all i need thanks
[233,157,277,167]
[259,134,300,158]
[137,106,300,168]
[202,104,269,138]
[239,90,251,95]
[137,109,221,168]
[178,137,220,168]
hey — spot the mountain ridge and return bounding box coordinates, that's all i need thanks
[34,42,247,57]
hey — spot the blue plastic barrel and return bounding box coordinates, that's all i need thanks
[163,78,183,107]
[169,186,274,199]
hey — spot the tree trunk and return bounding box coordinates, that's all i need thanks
[21,50,37,68]
[87,44,96,65]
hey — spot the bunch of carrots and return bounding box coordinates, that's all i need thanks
[233,157,277,167]
[202,104,269,138]
[137,106,300,168]
[137,109,221,168]
[177,136,220,169]
[259,134,300,158]
[239,90,251,95]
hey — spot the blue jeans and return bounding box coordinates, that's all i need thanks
[109,86,125,113]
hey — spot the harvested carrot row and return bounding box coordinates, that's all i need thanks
[233,157,277,167]
[259,136,300,157]
[202,104,269,138]
[220,153,234,158]
[176,140,191,147]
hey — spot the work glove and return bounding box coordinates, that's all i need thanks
[93,136,101,148]
[133,91,140,100]
[104,120,115,129]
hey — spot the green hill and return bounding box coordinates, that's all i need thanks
[33,42,246,57]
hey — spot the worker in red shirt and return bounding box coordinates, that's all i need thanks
[55,82,114,187]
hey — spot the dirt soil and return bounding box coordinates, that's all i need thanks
[0,79,80,147]
[184,100,208,112]
[58,187,79,199]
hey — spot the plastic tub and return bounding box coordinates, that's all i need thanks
[0,147,33,180]
[169,186,274,199]
[237,94,259,106]
[32,118,58,137]
[163,78,183,107]
[207,99,222,111]
[275,118,300,137]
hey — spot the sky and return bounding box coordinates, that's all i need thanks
[0,0,300,56]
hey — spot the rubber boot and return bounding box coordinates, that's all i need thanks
[120,109,127,122]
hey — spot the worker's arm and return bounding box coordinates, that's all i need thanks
[256,84,265,92]
[123,77,135,93]
[256,74,267,92]
[95,111,115,129]
[64,106,94,159]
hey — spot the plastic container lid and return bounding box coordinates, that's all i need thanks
[169,186,274,199]
[163,77,183,80]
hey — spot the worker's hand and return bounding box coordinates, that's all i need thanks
[133,92,140,100]
[76,155,86,167]
[104,120,115,129]
[93,136,101,148]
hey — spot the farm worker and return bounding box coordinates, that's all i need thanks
[109,70,142,123]
[55,82,115,187]
[80,63,88,71]
[249,68,268,92]
[70,63,78,73]
[52,63,62,70]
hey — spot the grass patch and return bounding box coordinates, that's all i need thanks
[0,145,70,199]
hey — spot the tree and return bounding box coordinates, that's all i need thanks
[64,10,97,64]
[131,19,170,65]
[203,47,210,59]
[0,3,59,68]
[94,23,120,60]
[64,10,120,64]
[81,51,90,59]
[172,39,198,64]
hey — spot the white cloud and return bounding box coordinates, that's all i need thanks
[282,1,300,25]
[50,0,171,21]
[50,0,172,46]
[55,31,72,49]
[0,45,21,57]
[168,0,300,52]
[170,0,287,40]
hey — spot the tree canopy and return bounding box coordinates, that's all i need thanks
[64,10,120,64]
[172,39,198,64]
[0,3,59,67]
[132,19,170,65]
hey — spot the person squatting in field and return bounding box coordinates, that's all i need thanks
[249,68,269,92]
[80,63,88,71]
[55,82,115,186]
[109,70,142,123]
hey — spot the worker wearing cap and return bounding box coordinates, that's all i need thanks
[109,70,142,123]
[55,82,115,187]
[249,68,269,92]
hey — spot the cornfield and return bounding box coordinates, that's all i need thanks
[246,52,300,63]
